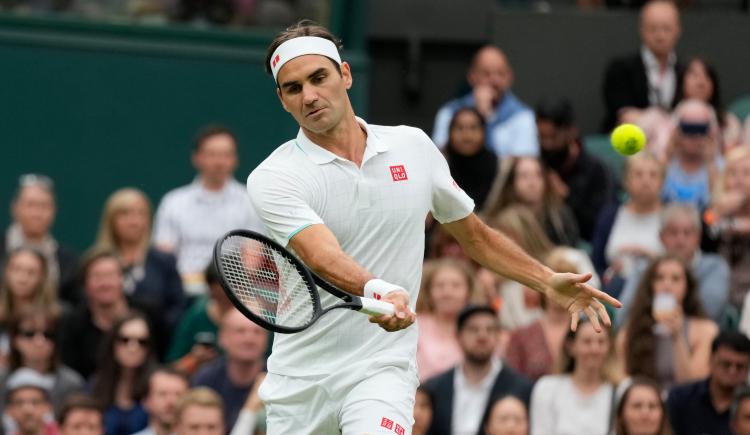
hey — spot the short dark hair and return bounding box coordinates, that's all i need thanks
[144,366,190,398]
[457,305,497,332]
[712,330,750,356]
[193,124,236,153]
[58,394,103,426]
[535,97,575,128]
[264,20,343,79]
[205,262,220,287]
[79,248,121,286]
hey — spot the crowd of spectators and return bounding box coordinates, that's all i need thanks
[1,0,750,434]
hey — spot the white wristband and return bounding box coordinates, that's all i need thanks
[364,278,405,300]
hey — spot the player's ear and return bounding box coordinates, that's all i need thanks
[276,87,291,113]
[341,62,353,90]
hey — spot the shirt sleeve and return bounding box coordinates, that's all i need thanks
[431,104,454,149]
[505,110,540,157]
[246,168,324,247]
[423,131,475,223]
[153,196,180,249]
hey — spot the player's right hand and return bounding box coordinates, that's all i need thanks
[368,290,416,332]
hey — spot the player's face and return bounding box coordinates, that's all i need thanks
[85,257,124,305]
[512,158,545,206]
[733,400,750,435]
[660,218,699,262]
[146,373,189,427]
[621,385,662,435]
[651,259,687,305]
[175,405,224,435]
[7,388,49,435]
[61,409,104,435]
[5,250,44,299]
[683,60,713,102]
[193,133,238,184]
[276,55,352,136]
[484,396,528,435]
[624,158,662,204]
[114,318,150,369]
[569,322,609,372]
[640,2,680,57]
[429,266,470,317]
[113,197,150,245]
[457,313,498,364]
[710,347,750,390]
[220,310,267,363]
[13,185,55,239]
[449,110,485,156]
[726,156,750,196]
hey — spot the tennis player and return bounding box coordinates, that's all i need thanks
[248,21,621,435]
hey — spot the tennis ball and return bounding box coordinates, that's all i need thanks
[610,123,646,156]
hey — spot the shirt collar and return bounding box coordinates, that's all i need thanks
[641,45,677,70]
[294,116,389,165]
[455,358,502,389]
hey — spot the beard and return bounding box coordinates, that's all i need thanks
[464,349,493,366]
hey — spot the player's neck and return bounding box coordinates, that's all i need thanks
[303,114,367,167]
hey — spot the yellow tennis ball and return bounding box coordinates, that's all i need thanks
[610,123,646,156]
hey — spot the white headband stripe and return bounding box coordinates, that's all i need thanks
[270,36,342,82]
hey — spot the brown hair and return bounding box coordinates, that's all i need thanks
[175,387,224,421]
[623,255,704,381]
[57,394,103,426]
[615,377,673,435]
[0,247,58,322]
[485,205,553,261]
[8,306,61,372]
[416,258,482,314]
[265,20,343,78]
[556,317,618,383]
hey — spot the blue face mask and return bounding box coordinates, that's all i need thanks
[678,121,710,136]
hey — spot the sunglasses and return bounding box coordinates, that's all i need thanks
[678,121,710,136]
[116,335,149,347]
[18,329,55,340]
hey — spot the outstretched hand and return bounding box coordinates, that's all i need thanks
[545,272,622,332]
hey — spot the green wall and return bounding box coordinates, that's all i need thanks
[0,15,369,251]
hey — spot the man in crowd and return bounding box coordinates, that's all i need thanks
[172,388,225,435]
[133,368,190,435]
[5,368,58,435]
[58,394,104,435]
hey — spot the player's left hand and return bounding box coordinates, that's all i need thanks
[368,290,416,332]
[545,272,622,332]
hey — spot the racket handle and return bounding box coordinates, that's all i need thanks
[359,297,396,316]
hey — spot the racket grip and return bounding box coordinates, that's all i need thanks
[359,297,396,317]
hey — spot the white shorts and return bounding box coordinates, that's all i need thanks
[260,359,418,435]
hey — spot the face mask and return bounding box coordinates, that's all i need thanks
[540,146,569,170]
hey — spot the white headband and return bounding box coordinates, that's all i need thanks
[270,36,342,82]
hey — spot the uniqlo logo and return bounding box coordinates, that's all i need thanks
[394,424,405,435]
[390,165,408,181]
[380,417,394,430]
[272,54,281,68]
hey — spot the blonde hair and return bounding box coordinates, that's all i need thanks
[713,145,750,205]
[0,247,58,321]
[175,387,224,421]
[623,152,665,182]
[485,205,553,261]
[94,188,152,259]
[416,258,483,313]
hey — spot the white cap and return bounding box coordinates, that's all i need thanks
[270,36,342,82]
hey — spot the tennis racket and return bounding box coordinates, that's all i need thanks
[213,229,395,334]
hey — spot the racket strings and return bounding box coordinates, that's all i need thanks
[220,236,315,327]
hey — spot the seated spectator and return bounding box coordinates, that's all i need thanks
[173,387,224,435]
[416,258,481,381]
[432,45,538,157]
[132,367,189,435]
[482,395,529,435]
[166,264,231,374]
[614,377,672,435]
[506,248,578,381]
[228,372,266,435]
[58,250,165,378]
[442,108,500,210]
[666,330,750,435]
[413,387,433,435]
[153,125,264,297]
[58,394,104,435]
[530,317,617,435]
[535,97,614,241]
[616,203,729,327]
[3,368,58,435]
[1,174,79,305]
[592,153,664,296]
[485,157,580,247]
[731,387,750,435]
[601,0,682,131]
[91,311,157,435]
[93,188,185,331]
[191,309,266,430]
[0,307,84,413]
[708,146,750,307]
[675,57,743,152]
[662,99,721,210]
[422,305,532,435]
[616,255,718,388]
[0,247,60,370]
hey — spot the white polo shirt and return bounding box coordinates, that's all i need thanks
[247,117,474,377]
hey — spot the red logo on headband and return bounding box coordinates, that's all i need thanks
[272,54,281,68]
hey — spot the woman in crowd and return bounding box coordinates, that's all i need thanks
[482,395,529,435]
[592,153,664,296]
[416,258,481,381]
[529,317,618,435]
[485,156,579,247]
[91,311,157,435]
[93,188,184,330]
[616,255,718,388]
[0,306,84,412]
[614,377,672,435]
[442,107,500,210]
